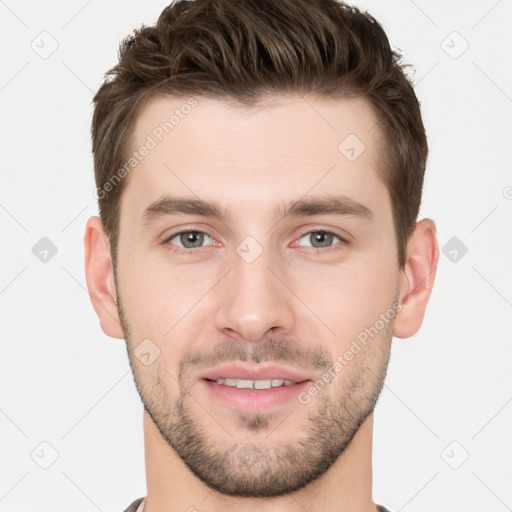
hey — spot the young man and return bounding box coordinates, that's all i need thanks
[84,0,439,510]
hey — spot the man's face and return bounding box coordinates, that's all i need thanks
[114,94,402,497]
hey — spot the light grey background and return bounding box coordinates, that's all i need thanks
[1,1,511,511]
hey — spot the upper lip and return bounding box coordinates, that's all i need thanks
[200,363,313,383]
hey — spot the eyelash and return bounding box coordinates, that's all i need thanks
[161,228,349,256]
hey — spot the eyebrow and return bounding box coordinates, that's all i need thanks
[140,194,374,225]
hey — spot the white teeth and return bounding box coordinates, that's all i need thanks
[234,379,253,389]
[254,379,273,389]
[214,378,295,389]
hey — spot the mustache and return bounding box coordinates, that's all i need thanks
[180,337,332,375]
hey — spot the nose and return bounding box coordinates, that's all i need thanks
[214,244,296,343]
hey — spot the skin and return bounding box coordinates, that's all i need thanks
[84,94,439,512]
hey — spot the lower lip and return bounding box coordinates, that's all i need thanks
[201,379,312,413]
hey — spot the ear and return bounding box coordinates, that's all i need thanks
[393,218,439,339]
[84,216,125,339]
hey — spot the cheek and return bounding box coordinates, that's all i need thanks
[298,259,398,345]
[117,252,215,369]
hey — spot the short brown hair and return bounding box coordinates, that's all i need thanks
[91,0,428,269]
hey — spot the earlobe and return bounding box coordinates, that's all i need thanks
[84,216,125,339]
[393,218,439,339]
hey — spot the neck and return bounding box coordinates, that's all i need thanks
[142,411,378,512]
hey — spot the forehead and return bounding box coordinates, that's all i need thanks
[120,93,388,224]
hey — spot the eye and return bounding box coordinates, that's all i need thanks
[164,230,215,252]
[296,230,348,250]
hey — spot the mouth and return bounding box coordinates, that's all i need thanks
[204,377,307,389]
[198,364,314,412]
